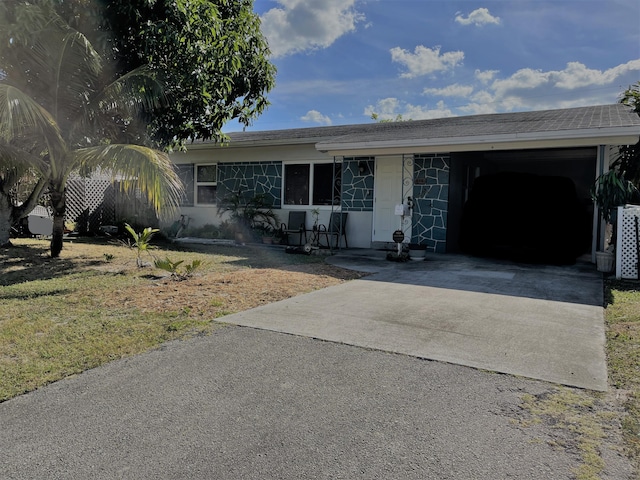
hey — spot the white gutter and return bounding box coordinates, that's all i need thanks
[315,126,640,156]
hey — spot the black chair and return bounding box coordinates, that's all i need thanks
[318,212,348,249]
[280,211,307,245]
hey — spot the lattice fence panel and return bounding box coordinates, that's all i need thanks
[65,178,87,232]
[114,183,158,228]
[616,205,640,280]
[86,179,115,231]
[65,176,116,233]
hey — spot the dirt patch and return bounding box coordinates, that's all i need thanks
[105,263,365,319]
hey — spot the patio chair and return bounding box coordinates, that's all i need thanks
[280,211,307,246]
[318,212,348,249]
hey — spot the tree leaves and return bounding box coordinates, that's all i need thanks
[92,0,276,149]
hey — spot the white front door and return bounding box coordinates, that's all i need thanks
[373,156,409,242]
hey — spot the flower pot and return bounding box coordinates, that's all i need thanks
[595,251,614,273]
[408,244,427,261]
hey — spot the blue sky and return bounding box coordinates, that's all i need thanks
[226,0,640,132]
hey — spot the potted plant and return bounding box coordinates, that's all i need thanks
[259,225,276,244]
[408,242,427,261]
[591,169,638,272]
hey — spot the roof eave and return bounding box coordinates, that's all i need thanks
[315,127,640,156]
[185,137,331,150]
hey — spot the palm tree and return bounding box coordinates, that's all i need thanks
[0,2,182,256]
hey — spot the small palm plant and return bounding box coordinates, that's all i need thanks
[154,257,203,280]
[124,223,159,267]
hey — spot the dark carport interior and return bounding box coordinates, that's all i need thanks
[448,147,596,264]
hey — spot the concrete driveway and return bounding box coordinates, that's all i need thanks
[221,251,608,391]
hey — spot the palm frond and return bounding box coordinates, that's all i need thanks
[72,144,184,218]
[0,141,48,174]
[99,65,167,115]
[0,84,64,149]
[0,2,55,46]
[26,27,103,121]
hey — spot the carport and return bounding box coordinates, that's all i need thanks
[448,147,596,263]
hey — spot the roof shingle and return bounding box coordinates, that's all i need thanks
[222,104,640,147]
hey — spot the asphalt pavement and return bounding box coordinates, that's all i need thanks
[0,327,632,479]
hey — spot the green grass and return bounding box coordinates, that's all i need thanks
[0,238,332,402]
[605,279,640,468]
[0,264,208,400]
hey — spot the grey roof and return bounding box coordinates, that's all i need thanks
[221,104,640,149]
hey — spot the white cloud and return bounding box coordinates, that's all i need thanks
[301,110,332,125]
[423,84,474,97]
[455,8,501,26]
[491,60,640,99]
[409,59,640,117]
[553,60,640,88]
[457,59,640,114]
[364,98,455,121]
[490,68,550,97]
[474,69,499,84]
[458,102,497,115]
[470,90,495,105]
[390,45,464,79]
[260,0,365,58]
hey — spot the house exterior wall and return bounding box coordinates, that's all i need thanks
[217,162,283,208]
[170,144,377,248]
[342,158,375,211]
[171,143,454,249]
[170,141,608,257]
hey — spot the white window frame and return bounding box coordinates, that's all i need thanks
[195,163,218,206]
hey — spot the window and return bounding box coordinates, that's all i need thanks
[175,164,195,206]
[196,164,217,205]
[284,162,341,206]
[284,164,310,205]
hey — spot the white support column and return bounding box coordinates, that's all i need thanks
[592,145,610,260]
[401,154,414,242]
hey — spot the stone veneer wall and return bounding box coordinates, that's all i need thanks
[217,159,373,212]
[341,157,375,211]
[412,154,450,253]
[216,162,282,208]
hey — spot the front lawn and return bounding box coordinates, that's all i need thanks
[605,279,640,467]
[0,238,363,401]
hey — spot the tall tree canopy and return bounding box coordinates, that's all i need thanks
[53,0,277,149]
